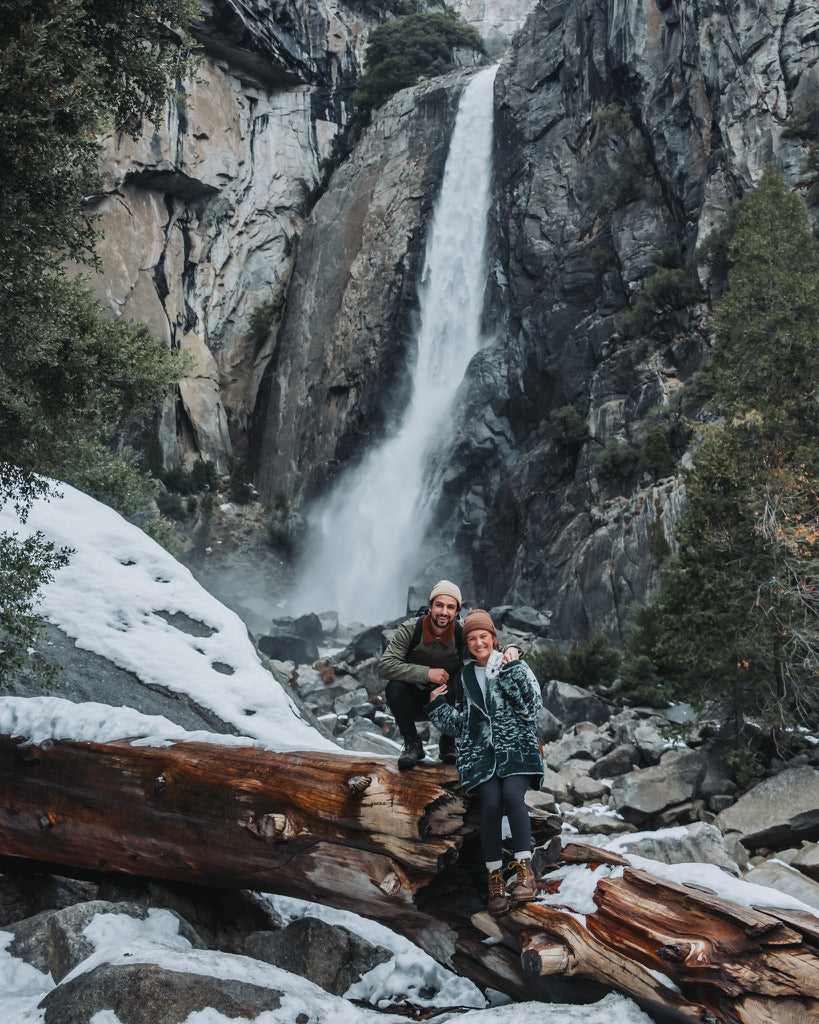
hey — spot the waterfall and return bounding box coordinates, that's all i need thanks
[288,65,498,626]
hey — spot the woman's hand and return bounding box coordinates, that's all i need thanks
[430,682,448,700]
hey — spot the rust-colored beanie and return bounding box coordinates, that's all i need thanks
[461,609,497,642]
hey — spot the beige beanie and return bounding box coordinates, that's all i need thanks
[461,609,497,642]
[429,579,462,607]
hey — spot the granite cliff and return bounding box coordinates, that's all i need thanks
[88,0,819,643]
[251,0,819,641]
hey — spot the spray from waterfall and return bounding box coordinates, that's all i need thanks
[288,65,498,626]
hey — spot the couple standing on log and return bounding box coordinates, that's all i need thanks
[378,580,544,916]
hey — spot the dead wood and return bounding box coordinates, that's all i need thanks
[2,733,819,1022]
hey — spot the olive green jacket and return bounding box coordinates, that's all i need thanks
[377,616,461,690]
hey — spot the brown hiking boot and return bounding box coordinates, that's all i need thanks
[487,867,510,917]
[397,739,426,771]
[508,857,537,903]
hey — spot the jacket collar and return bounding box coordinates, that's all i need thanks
[422,614,456,646]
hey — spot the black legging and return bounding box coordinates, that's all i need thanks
[385,676,461,743]
[476,774,531,863]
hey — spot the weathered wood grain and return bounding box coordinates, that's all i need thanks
[3,733,819,1023]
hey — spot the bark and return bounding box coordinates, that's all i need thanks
[2,733,818,1022]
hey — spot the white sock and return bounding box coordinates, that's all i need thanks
[514,851,530,862]
[486,860,502,872]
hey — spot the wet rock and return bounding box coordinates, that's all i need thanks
[257,634,320,665]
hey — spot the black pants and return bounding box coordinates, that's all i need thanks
[476,774,531,863]
[384,677,460,743]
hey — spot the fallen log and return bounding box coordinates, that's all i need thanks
[0,733,474,935]
[2,731,819,1022]
[469,842,819,1023]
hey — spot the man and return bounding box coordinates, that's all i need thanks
[378,580,464,771]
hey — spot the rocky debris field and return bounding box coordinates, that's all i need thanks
[262,605,819,913]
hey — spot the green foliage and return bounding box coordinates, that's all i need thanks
[624,167,819,751]
[0,530,71,688]
[641,425,677,479]
[646,520,671,563]
[246,297,283,353]
[620,267,701,339]
[540,405,590,461]
[141,516,179,557]
[527,635,621,690]
[228,459,253,505]
[0,277,189,509]
[596,438,639,480]
[190,459,218,491]
[0,0,200,688]
[352,10,487,112]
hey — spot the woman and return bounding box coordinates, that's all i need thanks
[425,609,543,916]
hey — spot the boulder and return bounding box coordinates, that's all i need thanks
[337,624,390,664]
[607,822,742,874]
[257,634,320,665]
[541,680,614,728]
[608,710,671,766]
[543,727,614,771]
[536,705,563,744]
[245,917,392,995]
[715,766,819,849]
[588,743,640,781]
[609,749,707,826]
[791,843,819,883]
[40,961,283,1024]
[270,613,324,641]
[43,901,203,983]
[561,806,636,836]
[492,604,552,636]
[742,860,819,914]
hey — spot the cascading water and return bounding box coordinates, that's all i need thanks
[289,64,498,626]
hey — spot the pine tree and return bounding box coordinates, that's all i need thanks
[623,168,819,747]
[0,0,200,686]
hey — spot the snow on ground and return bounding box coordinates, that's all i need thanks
[0,911,657,1024]
[0,483,814,1024]
[0,482,336,753]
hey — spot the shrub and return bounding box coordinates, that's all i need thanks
[527,635,621,689]
[352,10,487,113]
[540,405,590,460]
[228,459,253,504]
[596,438,639,479]
[641,425,676,479]
[141,516,179,557]
[620,267,700,339]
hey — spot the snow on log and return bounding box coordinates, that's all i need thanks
[2,733,819,1023]
[470,842,819,1023]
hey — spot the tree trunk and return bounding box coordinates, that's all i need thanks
[2,733,818,1022]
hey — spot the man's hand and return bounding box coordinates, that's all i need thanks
[501,646,523,665]
[428,667,450,685]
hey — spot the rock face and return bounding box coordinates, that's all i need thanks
[249,0,819,642]
[468,0,819,638]
[251,70,476,504]
[87,0,819,643]
[83,0,379,473]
